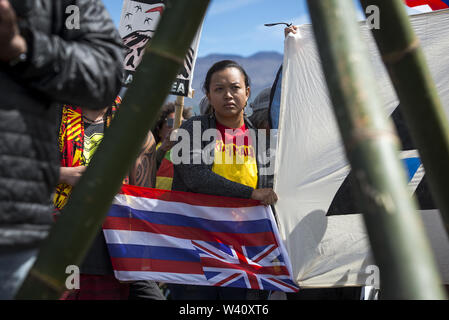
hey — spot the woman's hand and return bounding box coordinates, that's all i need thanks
[59,166,87,186]
[284,25,298,38]
[251,188,278,206]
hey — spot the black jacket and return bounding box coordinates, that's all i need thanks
[0,0,125,247]
[172,114,272,198]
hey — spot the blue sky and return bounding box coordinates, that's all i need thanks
[102,0,310,57]
[102,0,421,58]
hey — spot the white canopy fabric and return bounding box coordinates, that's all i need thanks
[274,10,449,288]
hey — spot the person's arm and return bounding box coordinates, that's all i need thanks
[129,131,157,188]
[176,161,277,205]
[8,0,125,109]
[284,25,298,37]
[173,118,278,205]
[59,166,87,186]
[172,118,254,198]
[176,162,254,198]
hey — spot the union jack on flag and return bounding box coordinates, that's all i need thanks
[103,184,299,292]
[192,240,298,291]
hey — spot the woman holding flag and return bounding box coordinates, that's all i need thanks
[170,60,277,299]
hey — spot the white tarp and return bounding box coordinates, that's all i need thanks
[118,0,203,97]
[274,9,449,288]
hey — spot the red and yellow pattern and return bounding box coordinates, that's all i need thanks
[53,105,85,210]
[53,97,121,210]
[155,143,174,190]
[212,122,258,189]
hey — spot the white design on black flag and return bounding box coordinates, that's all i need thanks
[274,11,449,288]
[119,0,203,97]
[327,105,434,216]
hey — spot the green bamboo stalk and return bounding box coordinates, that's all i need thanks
[15,0,210,299]
[306,0,446,299]
[359,0,449,238]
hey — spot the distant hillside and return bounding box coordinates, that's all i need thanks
[170,51,284,115]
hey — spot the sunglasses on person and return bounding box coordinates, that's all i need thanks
[166,118,186,128]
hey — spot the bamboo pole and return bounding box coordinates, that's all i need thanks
[174,95,184,129]
[306,0,446,299]
[359,0,449,237]
[15,0,210,299]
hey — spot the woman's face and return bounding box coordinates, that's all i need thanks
[206,67,250,121]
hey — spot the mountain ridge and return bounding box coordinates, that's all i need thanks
[199,50,282,60]
[180,51,284,114]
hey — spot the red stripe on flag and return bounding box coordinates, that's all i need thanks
[253,245,277,264]
[233,246,260,290]
[191,241,227,260]
[404,0,449,9]
[111,257,203,274]
[103,217,277,247]
[119,184,261,208]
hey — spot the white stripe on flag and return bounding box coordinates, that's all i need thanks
[410,5,433,12]
[114,270,206,283]
[103,229,193,250]
[114,193,271,222]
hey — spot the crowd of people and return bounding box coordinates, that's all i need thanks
[0,0,365,300]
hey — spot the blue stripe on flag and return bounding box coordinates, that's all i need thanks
[109,204,274,234]
[205,241,233,255]
[226,276,247,288]
[260,278,297,291]
[402,157,421,181]
[245,245,270,260]
[107,243,200,262]
[204,271,221,280]
[261,278,282,291]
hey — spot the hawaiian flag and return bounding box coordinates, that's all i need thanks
[404,0,449,11]
[103,185,299,292]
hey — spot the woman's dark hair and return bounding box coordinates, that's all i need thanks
[152,102,193,144]
[202,60,251,94]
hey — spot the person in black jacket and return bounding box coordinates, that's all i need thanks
[172,60,276,204]
[169,60,277,300]
[0,0,124,299]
